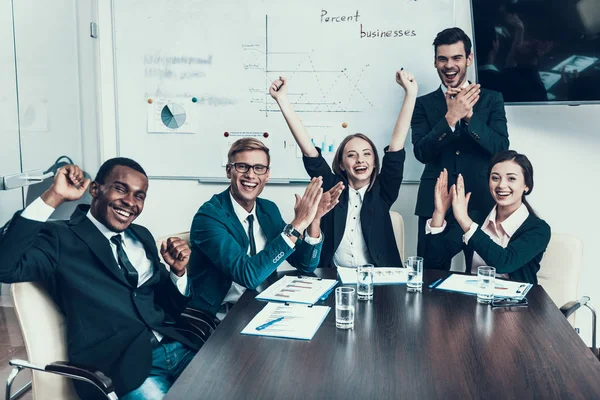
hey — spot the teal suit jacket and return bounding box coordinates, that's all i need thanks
[188,189,322,314]
[411,87,509,217]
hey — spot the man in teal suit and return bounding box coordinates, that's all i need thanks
[188,138,341,318]
[411,27,509,268]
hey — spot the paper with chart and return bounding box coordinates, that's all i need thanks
[337,267,408,285]
[241,302,330,340]
[435,274,532,298]
[256,276,337,304]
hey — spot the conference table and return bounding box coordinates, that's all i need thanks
[166,269,600,399]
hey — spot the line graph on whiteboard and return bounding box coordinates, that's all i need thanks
[244,15,374,117]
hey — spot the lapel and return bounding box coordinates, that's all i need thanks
[219,189,250,249]
[360,187,375,246]
[332,186,349,252]
[69,205,130,287]
[430,87,448,120]
[256,200,278,241]
[128,224,161,287]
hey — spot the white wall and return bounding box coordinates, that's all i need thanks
[98,0,600,346]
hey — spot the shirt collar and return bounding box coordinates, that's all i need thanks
[86,210,126,243]
[440,79,469,96]
[482,204,529,238]
[349,185,369,202]
[229,191,257,224]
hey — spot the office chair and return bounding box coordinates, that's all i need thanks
[6,281,117,400]
[389,211,405,261]
[6,232,216,399]
[538,232,597,358]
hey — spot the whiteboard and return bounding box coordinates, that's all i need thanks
[113,0,456,182]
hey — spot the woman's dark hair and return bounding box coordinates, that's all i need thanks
[488,150,537,216]
[332,133,380,190]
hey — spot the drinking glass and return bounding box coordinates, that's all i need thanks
[477,266,496,304]
[357,264,374,300]
[335,287,356,329]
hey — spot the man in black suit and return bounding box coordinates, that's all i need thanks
[411,27,509,268]
[0,158,199,400]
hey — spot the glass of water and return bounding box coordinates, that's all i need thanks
[335,287,355,329]
[477,266,496,304]
[357,264,374,300]
[406,256,423,292]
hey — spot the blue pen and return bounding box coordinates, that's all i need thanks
[256,317,284,331]
[319,287,335,301]
[429,278,443,289]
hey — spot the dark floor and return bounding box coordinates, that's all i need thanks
[0,300,33,400]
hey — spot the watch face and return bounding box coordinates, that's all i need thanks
[284,224,299,237]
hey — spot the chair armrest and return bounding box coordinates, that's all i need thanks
[182,307,220,331]
[44,361,114,394]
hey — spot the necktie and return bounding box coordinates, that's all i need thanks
[110,234,139,288]
[247,215,257,256]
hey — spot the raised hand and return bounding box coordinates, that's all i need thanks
[269,76,288,101]
[396,70,418,97]
[430,169,451,228]
[445,83,480,126]
[434,169,452,215]
[160,237,191,276]
[41,164,90,208]
[291,177,324,232]
[451,174,473,232]
[315,181,344,220]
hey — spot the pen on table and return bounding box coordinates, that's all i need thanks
[256,317,284,331]
[319,287,335,301]
[428,278,443,289]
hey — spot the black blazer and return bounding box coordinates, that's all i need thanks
[303,147,405,268]
[425,210,551,284]
[411,87,509,217]
[0,205,199,399]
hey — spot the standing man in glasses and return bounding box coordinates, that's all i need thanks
[188,138,343,320]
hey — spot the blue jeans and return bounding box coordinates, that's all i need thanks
[121,340,196,400]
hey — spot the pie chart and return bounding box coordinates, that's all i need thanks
[161,103,187,129]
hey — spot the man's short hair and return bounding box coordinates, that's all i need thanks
[433,27,472,57]
[94,157,148,184]
[227,138,271,165]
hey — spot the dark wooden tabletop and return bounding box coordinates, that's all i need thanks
[166,269,600,399]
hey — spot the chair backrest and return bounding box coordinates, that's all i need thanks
[538,233,584,313]
[155,232,191,265]
[11,282,79,400]
[389,211,405,262]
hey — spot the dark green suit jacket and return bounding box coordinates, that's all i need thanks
[425,211,551,284]
[188,189,322,315]
[411,87,509,217]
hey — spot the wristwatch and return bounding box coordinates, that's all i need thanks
[282,224,302,240]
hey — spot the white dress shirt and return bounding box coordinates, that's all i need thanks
[22,197,189,341]
[333,185,371,268]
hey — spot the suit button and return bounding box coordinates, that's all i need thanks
[133,292,137,297]
[456,151,460,155]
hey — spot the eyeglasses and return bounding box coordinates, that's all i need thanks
[228,162,270,175]
[491,297,528,308]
